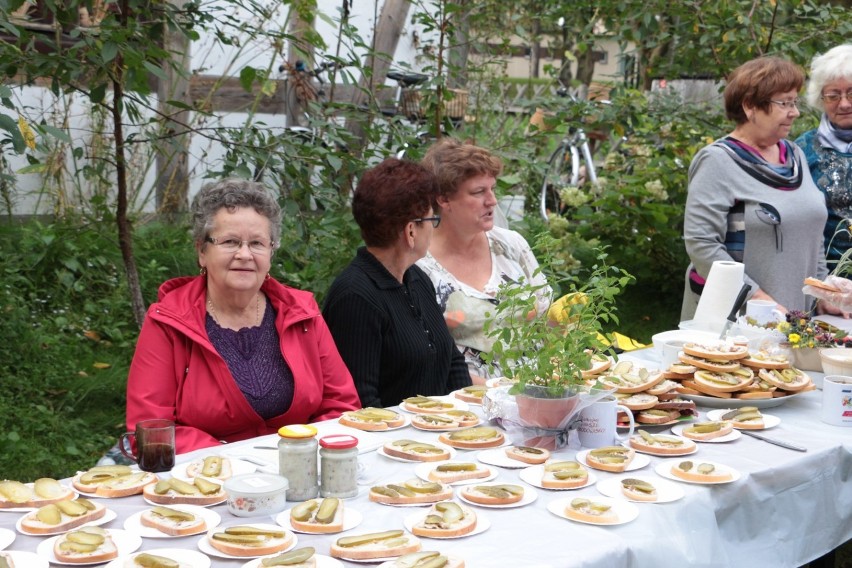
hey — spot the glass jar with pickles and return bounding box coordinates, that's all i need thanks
[277,424,319,501]
[319,434,359,498]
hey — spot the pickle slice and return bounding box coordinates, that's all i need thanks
[65,529,106,546]
[404,479,442,494]
[193,477,222,495]
[133,553,180,568]
[290,499,319,522]
[150,506,195,521]
[56,499,90,517]
[0,480,33,503]
[448,427,498,441]
[200,456,222,477]
[621,478,655,494]
[314,498,339,524]
[436,463,477,472]
[36,503,62,525]
[167,478,200,496]
[33,478,66,499]
[261,547,316,566]
[225,526,286,538]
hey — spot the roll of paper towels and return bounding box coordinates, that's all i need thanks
[692,261,745,333]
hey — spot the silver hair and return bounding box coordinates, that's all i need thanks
[805,44,852,111]
[190,178,282,250]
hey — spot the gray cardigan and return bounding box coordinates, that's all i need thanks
[682,140,828,318]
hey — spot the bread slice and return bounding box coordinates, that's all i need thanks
[628,430,696,456]
[244,547,317,568]
[453,385,490,404]
[139,505,207,536]
[680,421,733,441]
[411,501,477,538]
[681,342,749,361]
[584,446,635,473]
[383,440,451,462]
[635,409,681,424]
[678,353,743,373]
[142,477,225,506]
[20,498,107,535]
[459,484,523,505]
[620,393,659,411]
[438,427,504,449]
[758,368,812,392]
[369,479,453,505]
[692,369,753,392]
[427,462,491,484]
[670,460,733,482]
[0,552,14,568]
[184,456,232,480]
[388,552,465,568]
[564,497,618,524]
[72,467,157,498]
[207,525,295,557]
[719,407,764,429]
[804,276,842,292]
[540,461,589,489]
[410,414,466,431]
[289,498,345,533]
[330,530,422,561]
[401,396,456,414]
[339,408,405,431]
[53,526,118,564]
[620,478,658,502]
[504,446,551,465]
[0,478,75,509]
[598,361,665,393]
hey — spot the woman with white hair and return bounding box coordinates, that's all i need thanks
[796,44,852,264]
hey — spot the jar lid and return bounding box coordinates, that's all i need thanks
[223,473,289,495]
[319,434,358,449]
[277,424,318,439]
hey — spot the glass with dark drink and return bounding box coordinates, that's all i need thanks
[119,419,176,472]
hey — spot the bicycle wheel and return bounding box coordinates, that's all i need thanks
[540,143,577,221]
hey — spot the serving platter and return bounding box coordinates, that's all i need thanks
[679,391,805,409]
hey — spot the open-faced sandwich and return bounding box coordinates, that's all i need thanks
[72,465,157,498]
[581,353,613,378]
[564,497,618,524]
[330,530,422,561]
[184,455,232,480]
[289,498,345,533]
[427,462,492,484]
[255,547,318,568]
[453,385,490,404]
[19,497,107,535]
[402,396,457,414]
[339,407,406,431]
[681,342,749,361]
[459,484,524,505]
[670,460,733,482]
[758,368,812,392]
[140,505,207,536]
[719,406,765,429]
[369,479,453,505]
[207,525,295,557]
[386,551,465,568]
[438,427,504,449]
[619,393,659,411]
[597,361,665,393]
[383,440,451,462]
[125,552,207,568]
[142,476,225,506]
[628,429,696,456]
[739,351,791,370]
[540,461,589,489]
[0,478,75,509]
[411,411,478,431]
[620,478,658,502]
[680,421,733,441]
[411,501,477,538]
[53,527,118,564]
[504,445,551,465]
[584,446,635,473]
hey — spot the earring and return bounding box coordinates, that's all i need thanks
[200,266,207,275]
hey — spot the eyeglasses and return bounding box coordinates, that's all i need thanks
[768,99,799,110]
[413,215,441,228]
[821,91,852,104]
[205,236,274,254]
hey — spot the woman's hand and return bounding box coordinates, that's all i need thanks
[816,300,851,319]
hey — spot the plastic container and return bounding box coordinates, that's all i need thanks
[223,473,289,517]
[278,424,319,501]
[319,434,359,498]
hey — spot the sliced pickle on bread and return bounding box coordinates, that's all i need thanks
[720,406,765,429]
[628,429,696,455]
[670,460,734,483]
[620,478,658,502]
[330,530,422,561]
[564,497,618,524]
[459,483,524,505]
[142,476,225,506]
[208,525,295,557]
[427,462,492,484]
[437,427,504,449]
[370,479,452,505]
[584,446,636,472]
[757,368,812,392]
[383,440,452,462]
[680,421,734,441]
[289,497,345,533]
[20,497,107,535]
[541,461,589,489]
[505,445,551,465]
[411,501,477,538]
[339,407,405,431]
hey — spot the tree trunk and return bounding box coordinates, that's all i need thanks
[286,7,315,127]
[574,48,595,100]
[446,0,469,88]
[529,18,541,79]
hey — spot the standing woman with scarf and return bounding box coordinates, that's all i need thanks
[682,56,844,320]
[796,44,852,266]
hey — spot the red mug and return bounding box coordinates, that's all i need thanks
[119,419,176,472]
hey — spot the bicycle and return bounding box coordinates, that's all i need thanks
[538,88,627,222]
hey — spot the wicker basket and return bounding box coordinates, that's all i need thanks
[400,90,424,119]
[400,88,469,121]
[444,88,469,119]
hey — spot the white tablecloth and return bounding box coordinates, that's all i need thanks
[2,353,851,567]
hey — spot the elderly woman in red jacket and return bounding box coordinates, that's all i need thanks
[126,179,360,453]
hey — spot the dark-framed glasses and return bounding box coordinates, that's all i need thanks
[413,215,441,228]
[205,236,274,254]
[821,91,852,104]
[768,99,799,110]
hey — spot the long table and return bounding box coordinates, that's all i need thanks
[2,352,851,567]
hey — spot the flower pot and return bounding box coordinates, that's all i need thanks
[515,386,582,449]
[790,347,823,372]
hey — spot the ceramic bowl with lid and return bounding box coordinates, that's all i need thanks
[223,472,289,517]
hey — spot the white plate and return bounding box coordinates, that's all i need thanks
[414,461,497,486]
[0,551,48,567]
[457,483,537,509]
[475,447,530,469]
[410,416,481,432]
[275,507,363,534]
[242,553,344,568]
[105,548,211,568]
[679,391,804,409]
[0,528,14,550]
[402,508,490,539]
[17,507,117,535]
[338,414,411,432]
[37,529,142,565]
[518,465,597,491]
[654,461,741,485]
[595,475,684,503]
[123,504,221,538]
[576,449,650,472]
[625,437,698,457]
[376,444,457,463]
[171,456,256,480]
[0,482,77,512]
[547,495,639,526]
[670,424,742,443]
[199,523,296,560]
[398,396,469,414]
[705,409,781,429]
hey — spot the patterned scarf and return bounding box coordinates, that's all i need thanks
[817,113,852,154]
[714,137,803,190]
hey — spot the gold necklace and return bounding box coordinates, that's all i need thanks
[207,293,261,327]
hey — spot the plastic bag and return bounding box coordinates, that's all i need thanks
[802,275,852,311]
